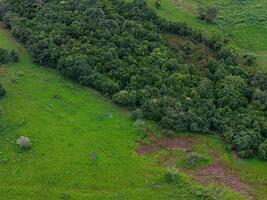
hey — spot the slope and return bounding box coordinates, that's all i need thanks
[0,24,248,200]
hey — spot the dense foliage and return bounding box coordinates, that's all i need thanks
[0,47,19,64]
[1,0,267,159]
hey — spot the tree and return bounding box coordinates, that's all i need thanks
[230,129,263,158]
[0,48,9,64]
[243,54,256,66]
[112,90,131,106]
[9,50,19,62]
[216,75,248,110]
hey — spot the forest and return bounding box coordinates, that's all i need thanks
[0,0,266,160]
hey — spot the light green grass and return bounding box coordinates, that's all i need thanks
[147,0,267,70]
[0,25,248,200]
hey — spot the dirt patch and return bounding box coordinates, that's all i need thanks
[137,136,196,156]
[137,135,254,198]
[137,135,253,198]
[189,155,253,198]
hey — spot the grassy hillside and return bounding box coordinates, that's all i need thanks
[146,0,267,70]
[0,26,247,199]
[0,0,266,199]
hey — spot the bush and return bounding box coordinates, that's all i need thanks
[9,50,19,62]
[131,109,144,120]
[231,130,262,158]
[0,84,6,97]
[0,48,19,64]
[112,90,131,106]
[198,7,218,23]
[16,136,32,149]
[0,48,9,64]
[243,54,256,66]
[163,168,180,183]
[182,152,211,169]
[258,140,267,160]
[134,119,145,127]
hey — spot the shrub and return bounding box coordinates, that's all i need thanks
[231,130,262,158]
[134,119,146,135]
[16,136,32,149]
[0,48,9,64]
[182,152,211,169]
[258,140,267,160]
[198,7,218,23]
[134,119,145,128]
[112,90,131,106]
[243,54,256,66]
[0,48,19,64]
[181,40,194,55]
[163,168,180,183]
[131,109,144,120]
[0,84,6,97]
[9,50,19,62]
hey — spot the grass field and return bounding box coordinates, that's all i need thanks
[146,0,267,70]
[0,25,250,199]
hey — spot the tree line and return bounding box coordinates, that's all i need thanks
[1,0,266,160]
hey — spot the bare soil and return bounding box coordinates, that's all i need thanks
[137,136,195,155]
